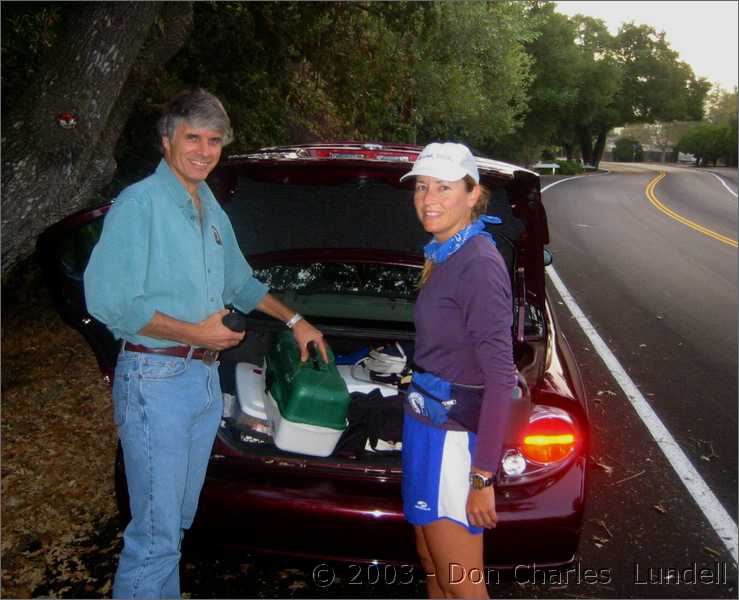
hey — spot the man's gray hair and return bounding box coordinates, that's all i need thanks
[157,89,234,149]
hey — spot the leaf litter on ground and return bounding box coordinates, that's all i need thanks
[1,267,119,598]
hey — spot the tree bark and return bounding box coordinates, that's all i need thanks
[592,129,608,168]
[1,2,193,278]
[577,126,594,166]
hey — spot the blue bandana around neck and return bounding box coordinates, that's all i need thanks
[423,215,502,264]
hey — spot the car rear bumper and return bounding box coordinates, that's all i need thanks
[183,450,586,568]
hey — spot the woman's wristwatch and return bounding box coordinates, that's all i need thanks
[469,472,495,490]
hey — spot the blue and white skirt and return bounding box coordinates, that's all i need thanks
[401,412,483,535]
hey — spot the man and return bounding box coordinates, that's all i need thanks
[84,89,327,599]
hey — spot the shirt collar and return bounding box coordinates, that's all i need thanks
[154,159,214,215]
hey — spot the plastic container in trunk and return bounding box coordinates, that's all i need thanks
[235,363,268,420]
[264,331,351,456]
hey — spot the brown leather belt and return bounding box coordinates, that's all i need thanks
[122,342,219,364]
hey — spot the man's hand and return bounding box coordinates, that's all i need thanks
[192,309,246,350]
[292,318,329,363]
[253,293,328,362]
[467,473,497,529]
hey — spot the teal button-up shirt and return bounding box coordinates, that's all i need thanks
[84,159,269,347]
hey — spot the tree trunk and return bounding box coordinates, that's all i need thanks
[1,2,193,279]
[564,143,574,161]
[577,126,594,166]
[592,129,608,169]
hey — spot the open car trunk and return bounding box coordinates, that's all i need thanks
[216,314,537,471]
[217,322,411,468]
[212,166,544,470]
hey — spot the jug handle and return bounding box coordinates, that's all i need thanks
[308,342,321,370]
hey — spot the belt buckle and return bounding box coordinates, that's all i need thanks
[201,350,219,365]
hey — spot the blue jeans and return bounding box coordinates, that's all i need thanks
[111,349,222,599]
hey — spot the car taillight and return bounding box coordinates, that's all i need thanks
[521,410,577,464]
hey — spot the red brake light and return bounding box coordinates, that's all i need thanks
[521,415,577,463]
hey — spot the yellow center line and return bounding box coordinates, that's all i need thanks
[645,172,738,248]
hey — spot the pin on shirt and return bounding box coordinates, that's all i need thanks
[211,225,223,245]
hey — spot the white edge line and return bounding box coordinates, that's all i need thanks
[542,182,738,563]
[709,172,738,198]
[540,171,611,194]
[540,175,590,192]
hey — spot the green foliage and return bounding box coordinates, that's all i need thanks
[1,2,65,114]
[613,137,644,162]
[110,1,537,183]
[554,159,584,175]
[620,121,701,159]
[707,87,738,125]
[524,14,712,166]
[613,23,710,124]
[495,2,579,161]
[677,122,737,166]
[401,1,536,149]
[549,14,623,165]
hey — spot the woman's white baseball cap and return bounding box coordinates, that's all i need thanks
[400,142,479,183]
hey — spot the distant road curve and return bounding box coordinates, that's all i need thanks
[600,161,737,193]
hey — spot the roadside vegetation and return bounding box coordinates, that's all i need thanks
[612,137,644,163]
[676,87,738,167]
[616,87,738,166]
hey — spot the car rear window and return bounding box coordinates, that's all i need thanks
[223,174,514,254]
[222,172,522,324]
[224,176,425,255]
[254,262,419,300]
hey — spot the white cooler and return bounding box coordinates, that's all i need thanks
[235,363,268,420]
[263,392,347,457]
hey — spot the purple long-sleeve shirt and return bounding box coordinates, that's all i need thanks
[412,236,516,473]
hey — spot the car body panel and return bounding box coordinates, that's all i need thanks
[196,460,585,568]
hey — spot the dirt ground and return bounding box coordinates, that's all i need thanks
[1,263,120,598]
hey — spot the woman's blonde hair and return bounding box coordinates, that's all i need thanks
[418,175,490,287]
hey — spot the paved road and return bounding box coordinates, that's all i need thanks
[545,165,737,515]
[538,164,737,597]
[704,167,738,185]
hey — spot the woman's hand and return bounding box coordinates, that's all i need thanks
[467,485,497,529]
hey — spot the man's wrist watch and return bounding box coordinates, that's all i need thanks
[469,472,495,490]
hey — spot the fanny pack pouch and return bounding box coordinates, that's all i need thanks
[406,372,483,431]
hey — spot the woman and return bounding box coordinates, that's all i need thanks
[399,142,517,599]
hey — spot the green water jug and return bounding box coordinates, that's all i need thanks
[265,331,350,430]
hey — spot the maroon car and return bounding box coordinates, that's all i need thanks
[37,142,588,569]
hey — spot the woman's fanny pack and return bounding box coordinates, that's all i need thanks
[405,370,484,432]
